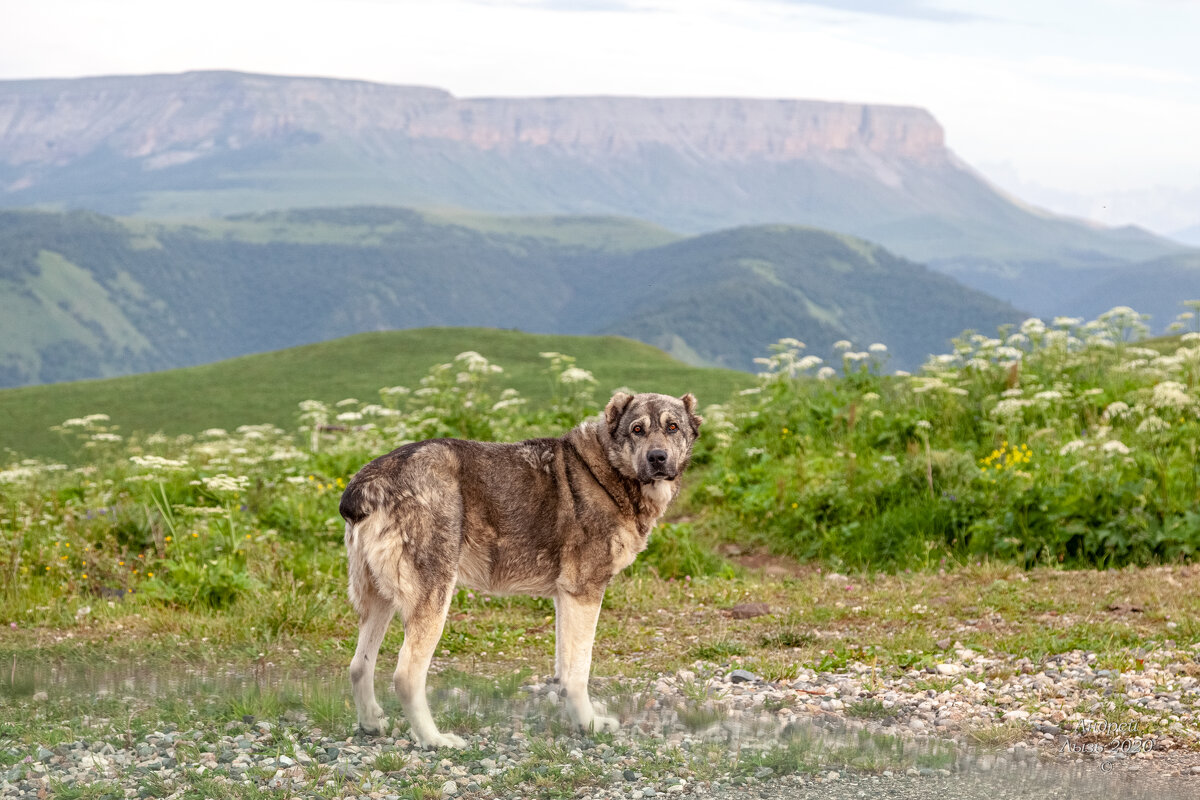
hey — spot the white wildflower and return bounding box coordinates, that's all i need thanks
[1102,401,1130,421]
[1101,440,1131,456]
[861,392,880,402]
[199,473,249,494]
[1001,388,1024,398]
[285,476,307,485]
[1082,388,1104,396]
[995,346,1024,362]
[817,367,837,380]
[915,419,931,430]
[129,455,188,471]
[833,340,853,351]
[1182,332,1200,343]
[744,447,766,457]
[380,386,411,397]
[1151,381,1193,410]
[91,433,122,442]
[1005,333,1028,346]
[777,337,806,350]
[491,398,525,411]
[60,417,89,427]
[1052,316,1083,328]
[1019,318,1046,336]
[843,351,869,362]
[1033,390,1063,402]
[336,411,363,422]
[1136,414,1169,434]
[201,428,228,438]
[868,343,888,354]
[796,355,824,371]
[1058,440,1088,456]
[947,387,970,396]
[738,387,763,395]
[990,398,1030,419]
[559,366,596,384]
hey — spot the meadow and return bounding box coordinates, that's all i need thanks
[3,305,1200,620]
[2,306,1200,761]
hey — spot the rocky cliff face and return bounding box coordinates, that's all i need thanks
[0,71,946,171]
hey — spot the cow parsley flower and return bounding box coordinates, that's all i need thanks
[1101,440,1131,456]
[1151,381,1193,410]
[1136,414,1169,434]
[1059,440,1088,456]
[1102,401,1130,421]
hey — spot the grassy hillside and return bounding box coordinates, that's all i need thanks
[0,328,751,461]
[585,226,1024,369]
[0,207,1025,386]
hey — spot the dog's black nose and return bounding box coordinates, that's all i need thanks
[647,449,668,468]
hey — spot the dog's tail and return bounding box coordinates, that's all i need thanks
[339,477,376,525]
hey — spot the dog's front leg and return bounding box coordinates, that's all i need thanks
[555,590,619,733]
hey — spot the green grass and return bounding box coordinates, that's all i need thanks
[0,327,750,461]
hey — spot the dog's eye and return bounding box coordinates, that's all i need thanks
[632,425,643,434]
[668,423,678,432]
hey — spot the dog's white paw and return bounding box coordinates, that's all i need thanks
[416,731,468,750]
[357,715,388,736]
[589,713,620,733]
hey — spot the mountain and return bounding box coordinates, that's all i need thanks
[1061,252,1200,326]
[0,207,1022,387]
[0,71,1191,318]
[1170,224,1200,248]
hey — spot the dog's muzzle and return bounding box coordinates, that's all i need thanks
[643,449,676,481]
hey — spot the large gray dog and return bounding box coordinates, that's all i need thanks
[339,391,702,748]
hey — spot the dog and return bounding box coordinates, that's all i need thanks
[339,391,702,748]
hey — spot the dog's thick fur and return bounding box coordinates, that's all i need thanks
[340,391,702,748]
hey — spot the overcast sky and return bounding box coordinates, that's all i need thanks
[3,0,1198,235]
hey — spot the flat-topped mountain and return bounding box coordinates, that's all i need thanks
[0,71,941,165]
[0,71,1193,315]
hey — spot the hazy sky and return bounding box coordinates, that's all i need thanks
[3,0,1198,235]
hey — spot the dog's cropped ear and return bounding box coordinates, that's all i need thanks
[604,392,635,434]
[680,393,703,435]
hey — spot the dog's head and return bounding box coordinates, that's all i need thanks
[603,392,702,483]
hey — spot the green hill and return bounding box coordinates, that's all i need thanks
[0,207,1023,387]
[0,328,752,461]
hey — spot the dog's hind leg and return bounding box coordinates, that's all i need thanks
[556,590,619,733]
[349,580,394,734]
[393,577,466,749]
[347,521,395,734]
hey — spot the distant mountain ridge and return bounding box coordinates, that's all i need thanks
[2,70,1197,320]
[0,207,1023,387]
[2,70,1195,319]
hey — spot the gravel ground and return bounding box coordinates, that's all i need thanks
[4,644,1200,799]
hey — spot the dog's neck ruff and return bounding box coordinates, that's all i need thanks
[640,478,675,514]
